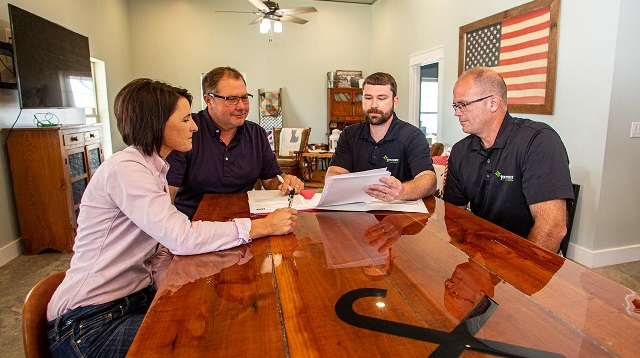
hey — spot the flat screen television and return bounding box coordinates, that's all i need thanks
[8,4,94,109]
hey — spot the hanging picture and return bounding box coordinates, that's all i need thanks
[336,70,363,88]
[459,0,559,114]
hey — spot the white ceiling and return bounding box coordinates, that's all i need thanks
[313,0,377,5]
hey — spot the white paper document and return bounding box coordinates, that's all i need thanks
[247,168,428,214]
[317,168,390,206]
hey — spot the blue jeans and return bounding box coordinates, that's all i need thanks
[47,286,156,358]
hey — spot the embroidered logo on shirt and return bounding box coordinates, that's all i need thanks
[495,170,514,182]
[383,155,399,163]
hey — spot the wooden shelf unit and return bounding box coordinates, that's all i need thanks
[3,124,104,254]
[327,87,364,134]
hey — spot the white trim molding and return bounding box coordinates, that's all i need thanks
[408,47,445,129]
[568,242,640,268]
[0,238,23,268]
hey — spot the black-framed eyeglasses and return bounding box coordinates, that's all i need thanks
[208,93,253,106]
[452,95,493,112]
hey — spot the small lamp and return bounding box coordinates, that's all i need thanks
[274,20,282,33]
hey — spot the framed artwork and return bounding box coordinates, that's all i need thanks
[459,0,560,114]
[336,70,363,88]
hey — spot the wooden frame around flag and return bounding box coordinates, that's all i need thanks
[458,0,560,115]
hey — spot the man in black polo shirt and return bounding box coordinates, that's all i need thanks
[443,67,573,252]
[166,67,304,219]
[328,72,437,201]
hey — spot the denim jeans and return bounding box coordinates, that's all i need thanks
[47,286,156,358]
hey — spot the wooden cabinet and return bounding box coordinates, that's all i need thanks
[3,124,104,254]
[327,87,364,133]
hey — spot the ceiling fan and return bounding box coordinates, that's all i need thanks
[218,0,318,26]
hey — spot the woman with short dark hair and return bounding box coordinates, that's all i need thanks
[46,78,297,358]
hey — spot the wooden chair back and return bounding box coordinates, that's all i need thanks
[22,271,66,358]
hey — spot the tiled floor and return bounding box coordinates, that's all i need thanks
[1,252,639,357]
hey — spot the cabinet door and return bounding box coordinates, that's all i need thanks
[330,89,354,116]
[86,143,103,179]
[351,89,363,115]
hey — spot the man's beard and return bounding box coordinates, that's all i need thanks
[365,107,394,125]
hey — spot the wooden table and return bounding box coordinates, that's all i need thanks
[301,151,333,187]
[129,194,640,357]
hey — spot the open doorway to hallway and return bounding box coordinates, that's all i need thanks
[419,62,439,145]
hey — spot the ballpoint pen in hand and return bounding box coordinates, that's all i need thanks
[277,175,295,208]
[288,189,294,208]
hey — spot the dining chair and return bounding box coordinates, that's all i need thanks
[22,271,66,358]
[273,128,311,178]
[558,184,580,257]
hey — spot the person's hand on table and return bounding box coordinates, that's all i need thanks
[250,208,298,238]
[365,175,403,202]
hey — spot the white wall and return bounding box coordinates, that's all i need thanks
[372,0,639,266]
[126,0,372,145]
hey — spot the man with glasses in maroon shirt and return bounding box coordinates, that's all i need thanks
[167,67,303,219]
[444,67,573,252]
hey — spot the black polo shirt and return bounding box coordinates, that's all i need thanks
[443,113,574,238]
[329,114,434,182]
[166,109,282,219]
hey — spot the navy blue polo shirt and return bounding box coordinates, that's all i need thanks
[443,113,574,238]
[329,114,434,182]
[166,109,282,219]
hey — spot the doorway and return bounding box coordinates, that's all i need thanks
[419,63,439,145]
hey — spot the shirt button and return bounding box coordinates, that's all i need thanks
[225,157,229,161]
[486,174,490,178]
[487,159,490,163]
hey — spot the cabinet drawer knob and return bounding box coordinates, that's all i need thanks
[70,136,78,142]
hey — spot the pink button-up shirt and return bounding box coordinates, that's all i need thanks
[48,146,251,320]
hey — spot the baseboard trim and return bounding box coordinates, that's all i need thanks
[568,242,640,268]
[0,238,23,267]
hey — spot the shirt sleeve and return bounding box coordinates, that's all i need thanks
[521,128,574,205]
[404,128,434,177]
[258,127,283,180]
[105,159,251,255]
[166,150,187,187]
[442,144,469,206]
[328,127,354,171]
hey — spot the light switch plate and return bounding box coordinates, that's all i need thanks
[631,122,640,138]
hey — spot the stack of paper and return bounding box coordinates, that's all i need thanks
[247,168,429,214]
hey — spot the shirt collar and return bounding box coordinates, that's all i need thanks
[202,109,246,142]
[360,112,400,142]
[130,146,169,173]
[469,112,514,151]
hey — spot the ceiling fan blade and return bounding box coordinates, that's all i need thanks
[247,0,270,13]
[216,10,262,14]
[248,16,264,25]
[276,7,317,16]
[280,15,308,25]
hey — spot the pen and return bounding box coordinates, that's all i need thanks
[277,175,295,208]
[277,174,293,192]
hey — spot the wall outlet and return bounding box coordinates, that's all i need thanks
[5,28,10,43]
[631,122,640,138]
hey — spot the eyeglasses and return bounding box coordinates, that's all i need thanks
[209,93,253,106]
[452,95,493,112]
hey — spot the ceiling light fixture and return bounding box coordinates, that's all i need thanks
[259,18,271,34]
[273,20,282,33]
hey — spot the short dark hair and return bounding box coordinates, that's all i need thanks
[202,67,246,95]
[115,78,192,156]
[363,72,397,97]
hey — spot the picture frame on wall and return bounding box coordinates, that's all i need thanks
[458,0,560,115]
[336,70,363,88]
